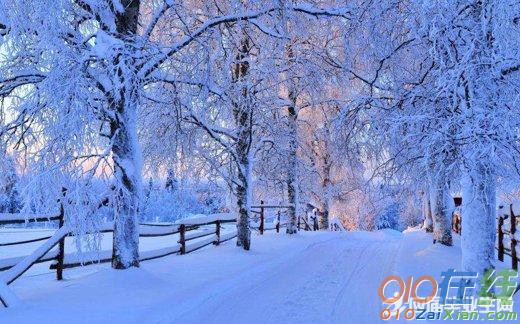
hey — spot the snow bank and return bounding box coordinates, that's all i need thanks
[185,228,214,240]
[0,282,21,308]
[377,228,403,239]
[140,245,181,261]
[186,235,218,253]
[219,230,237,242]
[329,217,346,231]
[56,250,112,268]
[1,226,69,285]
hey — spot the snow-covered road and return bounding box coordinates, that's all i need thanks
[2,230,406,323]
[154,233,402,324]
[9,229,510,324]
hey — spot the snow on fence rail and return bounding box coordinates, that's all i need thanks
[452,204,519,270]
[0,213,237,274]
[0,199,320,307]
[0,210,240,307]
[0,213,61,225]
[0,201,300,307]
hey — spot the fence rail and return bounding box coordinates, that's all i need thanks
[452,204,519,270]
[0,215,238,273]
[1,199,320,307]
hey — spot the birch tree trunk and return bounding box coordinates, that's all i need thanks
[235,163,252,250]
[422,189,434,232]
[285,68,299,235]
[318,203,330,230]
[318,156,331,230]
[431,168,452,246]
[110,0,142,269]
[233,35,252,250]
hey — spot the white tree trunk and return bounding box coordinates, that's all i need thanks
[286,96,298,234]
[430,168,452,246]
[460,1,496,276]
[233,35,252,250]
[111,106,142,269]
[319,161,331,230]
[461,161,496,275]
[422,188,434,232]
[110,0,142,269]
[318,200,330,230]
[236,160,252,250]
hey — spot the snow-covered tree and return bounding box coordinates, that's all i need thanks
[367,0,520,273]
[0,0,355,260]
[0,152,21,213]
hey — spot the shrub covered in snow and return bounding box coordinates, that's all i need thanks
[141,179,227,222]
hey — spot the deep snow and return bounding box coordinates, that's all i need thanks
[0,229,518,323]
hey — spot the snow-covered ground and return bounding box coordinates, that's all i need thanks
[1,229,519,323]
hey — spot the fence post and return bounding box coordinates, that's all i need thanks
[259,200,264,235]
[179,224,186,255]
[313,216,318,231]
[498,216,504,262]
[276,211,280,233]
[511,204,518,271]
[214,220,221,245]
[297,216,300,231]
[56,187,67,281]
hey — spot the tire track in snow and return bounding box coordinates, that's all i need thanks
[142,234,347,324]
[143,232,403,324]
[329,239,402,324]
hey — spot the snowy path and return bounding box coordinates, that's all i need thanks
[2,231,403,324]
[142,231,403,324]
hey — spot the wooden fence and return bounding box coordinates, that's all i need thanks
[0,214,238,276]
[251,200,324,232]
[250,201,291,234]
[451,204,519,270]
[0,201,301,307]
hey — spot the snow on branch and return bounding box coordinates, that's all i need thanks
[140,3,352,78]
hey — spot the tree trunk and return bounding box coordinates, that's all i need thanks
[286,77,298,234]
[318,206,329,230]
[286,172,298,234]
[431,168,452,246]
[235,180,251,250]
[461,161,496,275]
[319,161,331,230]
[111,97,142,268]
[233,35,252,250]
[422,189,434,232]
[111,0,142,269]
[460,1,496,276]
